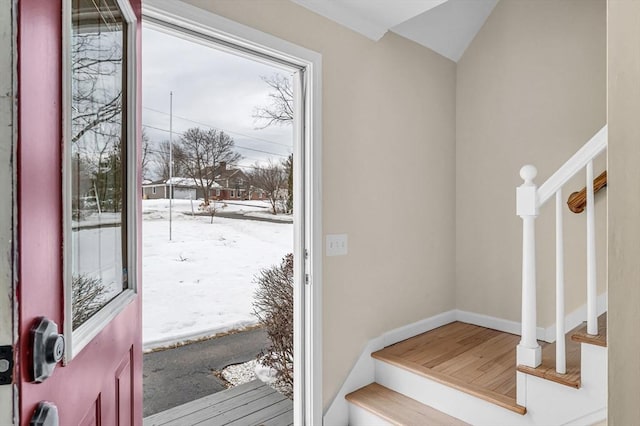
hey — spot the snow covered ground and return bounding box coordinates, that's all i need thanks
[142,199,292,350]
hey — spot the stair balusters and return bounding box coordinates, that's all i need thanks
[516,125,607,375]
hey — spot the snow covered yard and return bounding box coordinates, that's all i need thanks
[142,199,292,350]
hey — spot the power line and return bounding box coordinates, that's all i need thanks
[143,106,292,149]
[142,123,290,158]
[142,145,277,168]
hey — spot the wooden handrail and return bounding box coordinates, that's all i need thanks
[567,170,607,213]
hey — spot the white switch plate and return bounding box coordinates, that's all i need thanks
[326,234,348,256]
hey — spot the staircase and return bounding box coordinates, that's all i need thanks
[346,316,606,425]
[344,126,608,425]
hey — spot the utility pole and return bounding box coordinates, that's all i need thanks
[169,91,173,241]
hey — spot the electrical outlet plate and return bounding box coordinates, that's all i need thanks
[326,234,348,256]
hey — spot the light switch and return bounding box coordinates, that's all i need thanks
[326,234,348,256]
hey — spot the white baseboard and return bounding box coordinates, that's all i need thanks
[542,292,608,342]
[454,309,546,340]
[561,408,607,425]
[323,310,456,426]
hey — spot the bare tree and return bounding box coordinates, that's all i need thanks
[71,28,125,214]
[253,73,293,128]
[254,74,295,214]
[141,129,152,180]
[177,127,241,203]
[284,154,293,214]
[71,32,123,144]
[72,274,107,329]
[153,140,187,180]
[249,159,288,214]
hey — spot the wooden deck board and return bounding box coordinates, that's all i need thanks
[260,409,294,426]
[372,321,526,415]
[148,385,275,425]
[222,397,292,426]
[143,380,292,426]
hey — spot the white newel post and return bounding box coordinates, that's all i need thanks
[516,165,542,368]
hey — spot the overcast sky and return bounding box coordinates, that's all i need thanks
[142,25,294,178]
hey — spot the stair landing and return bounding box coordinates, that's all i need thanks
[372,321,526,415]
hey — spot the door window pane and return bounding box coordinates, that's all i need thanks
[70,0,128,330]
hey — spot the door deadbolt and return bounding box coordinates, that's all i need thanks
[30,401,59,426]
[31,317,65,383]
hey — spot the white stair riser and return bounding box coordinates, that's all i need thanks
[521,344,607,425]
[581,344,607,391]
[348,404,394,426]
[374,360,532,426]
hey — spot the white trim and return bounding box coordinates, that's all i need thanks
[62,0,139,361]
[542,292,608,343]
[323,310,457,426]
[71,290,136,350]
[455,310,542,340]
[142,3,324,423]
[560,408,607,426]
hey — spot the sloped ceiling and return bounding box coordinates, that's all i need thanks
[291,0,498,62]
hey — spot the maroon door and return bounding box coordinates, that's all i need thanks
[17,0,142,425]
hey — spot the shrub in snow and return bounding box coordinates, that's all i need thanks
[72,274,106,329]
[199,200,220,223]
[253,253,293,398]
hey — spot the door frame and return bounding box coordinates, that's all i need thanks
[0,0,15,424]
[142,2,323,424]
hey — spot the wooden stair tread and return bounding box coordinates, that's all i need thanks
[372,322,526,415]
[517,313,607,387]
[346,383,469,426]
[374,352,526,415]
[516,335,581,388]
[571,313,607,347]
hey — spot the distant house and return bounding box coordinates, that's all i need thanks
[209,162,265,201]
[141,177,220,200]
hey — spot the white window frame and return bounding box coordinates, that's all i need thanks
[142,2,323,423]
[62,0,139,361]
[152,186,157,194]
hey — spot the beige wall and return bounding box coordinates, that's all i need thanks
[178,0,458,409]
[456,0,606,326]
[607,1,640,422]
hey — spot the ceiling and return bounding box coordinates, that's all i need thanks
[291,0,498,62]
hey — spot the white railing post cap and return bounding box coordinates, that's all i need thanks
[520,165,538,185]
